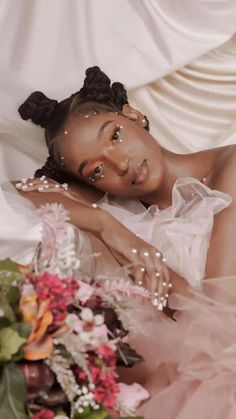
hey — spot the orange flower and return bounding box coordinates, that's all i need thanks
[20,291,55,361]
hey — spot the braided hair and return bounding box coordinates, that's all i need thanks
[18,66,149,183]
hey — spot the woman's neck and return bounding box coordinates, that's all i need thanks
[141,146,225,208]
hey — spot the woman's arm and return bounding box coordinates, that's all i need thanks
[14,180,173,302]
[205,152,236,278]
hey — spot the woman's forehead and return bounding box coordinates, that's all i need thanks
[57,113,112,161]
[59,114,101,148]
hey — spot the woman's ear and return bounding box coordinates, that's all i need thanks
[122,104,147,128]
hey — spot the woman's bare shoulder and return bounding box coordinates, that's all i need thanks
[212,145,236,198]
[206,145,236,277]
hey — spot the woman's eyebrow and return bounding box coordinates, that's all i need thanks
[97,120,113,139]
[78,159,89,176]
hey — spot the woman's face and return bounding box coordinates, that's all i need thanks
[56,109,165,198]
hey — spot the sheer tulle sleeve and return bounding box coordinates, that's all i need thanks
[98,178,232,288]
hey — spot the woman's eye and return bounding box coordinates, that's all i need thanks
[111,125,122,144]
[92,164,104,179]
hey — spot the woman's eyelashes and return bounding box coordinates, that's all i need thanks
[89,125,123,182]
[89,163,104,182]
[111,124,123,144]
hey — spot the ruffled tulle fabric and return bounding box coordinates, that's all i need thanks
[98,178,231,289]
[0,182,94,272]
[118,276,236,419]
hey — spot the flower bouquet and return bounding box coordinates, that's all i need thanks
[0,204,149,419]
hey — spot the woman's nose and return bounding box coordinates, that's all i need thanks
[105,152,130,175]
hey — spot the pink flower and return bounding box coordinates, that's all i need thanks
[97,344,116,366]
[93,324,108,339]
[33,408,55,419]
[75,281,94,303]
[116,383,149,414]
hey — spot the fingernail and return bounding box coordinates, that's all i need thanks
[21,185,28,190]
[15,182,22,189]
[38,186,45,191]
[21,178,28,183]
[29,183,34,186]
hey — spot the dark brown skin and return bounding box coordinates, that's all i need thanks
[15,104,236,296]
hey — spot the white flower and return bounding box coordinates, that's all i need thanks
[94,314,104,326]
[66,314,83,334]
[80,331,93,344]
[80,308,94,322]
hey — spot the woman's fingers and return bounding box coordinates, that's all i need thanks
[131,265,146,287]
[15,176,66,193]
[135,248,172,310]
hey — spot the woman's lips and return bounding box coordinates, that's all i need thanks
[132,159,148,185]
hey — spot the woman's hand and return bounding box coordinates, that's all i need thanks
[100,212,172,310]
[15,176,91,206]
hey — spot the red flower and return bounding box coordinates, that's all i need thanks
[32,408,54,419]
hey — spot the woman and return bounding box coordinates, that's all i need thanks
[9,66,236,417]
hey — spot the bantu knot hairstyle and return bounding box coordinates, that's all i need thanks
[18,66,148,183]
[78,66,128,110]
[18,91,58,129]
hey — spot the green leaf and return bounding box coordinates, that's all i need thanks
[0,317,10,329]
[6,286,20,307]
[11,322,31,361]
[117,341,144,368]
[12,322,31,338]
[73,406,108,419]
[0,259,20,273]
[0,298,16,322]
[0,363,27,419]
[0,259,23,300]
[0,327,26,363]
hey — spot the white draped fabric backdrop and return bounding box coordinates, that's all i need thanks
[0,0,236,182]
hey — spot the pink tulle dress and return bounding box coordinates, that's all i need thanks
[98,178,236,419]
